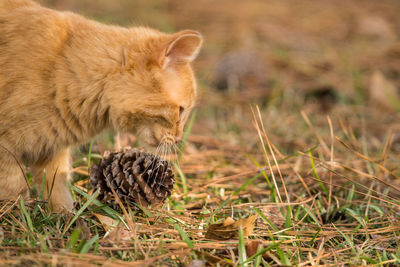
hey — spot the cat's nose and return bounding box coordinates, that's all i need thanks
[161,135,175,145]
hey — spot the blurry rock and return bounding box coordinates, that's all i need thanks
[213,50,267,91]
[369,71,400,112]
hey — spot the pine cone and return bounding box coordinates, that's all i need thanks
[89,148,175,208]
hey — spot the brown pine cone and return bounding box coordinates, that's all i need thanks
[90,148,175,208]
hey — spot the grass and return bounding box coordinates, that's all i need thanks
[1,103,399,266]
[2,0,400,266]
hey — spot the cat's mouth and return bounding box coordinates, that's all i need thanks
[138,127,176,147]
[136,127,158,147]
[161,135,175,145]
[146,133,159,146]
[149,134,175,147]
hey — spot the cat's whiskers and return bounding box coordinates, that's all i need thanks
[159,135,172,160]
[153,143,162,158]
[176,141,185,156]
[173,143,184,158]
[156,137,174,187]
[173,141,184,153]
[169,145,173,162]
[151,142,165,184]
[157,142,170,185]
[153,144,164,180]
[159,144,171,187]
[143,142,162,174]
[155,135,188,188]
[172,144,178,165]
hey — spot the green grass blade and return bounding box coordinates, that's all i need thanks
[276,247,291,266]
[70,185,119,218]
[239,241,283,266]
[80,234,99,254]
[246,154,272,186]
[66,228,82,250]
[174,224,193,249]
[253,207,279,232]
[39,235,48,253]
[391,253,400,264]
[254,246,262,267]
[346,184,355,202]
[309,228,321,246]
[20,198,34,232]
[174,163,188,195]
[39,174,46,200]
[178,109,197,161]
[301,204,321,227]
[63,190,100,234]
[308,151,327,194]
[75,238,87,253]
[238,226,247,265]
[332,223,356,254]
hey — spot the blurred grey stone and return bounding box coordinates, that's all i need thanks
[213,50,268,91]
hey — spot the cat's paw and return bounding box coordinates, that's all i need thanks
[49,191,74,213]
[50,200,74,213]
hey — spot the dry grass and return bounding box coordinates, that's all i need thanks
[1,0,400,266]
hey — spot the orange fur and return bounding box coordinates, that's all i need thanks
[0,0,202,211]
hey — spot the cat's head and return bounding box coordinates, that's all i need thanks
[106,28,203,147]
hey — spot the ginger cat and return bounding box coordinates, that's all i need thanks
[0,0,202,211]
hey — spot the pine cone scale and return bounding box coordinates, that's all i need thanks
[90,148,175,209]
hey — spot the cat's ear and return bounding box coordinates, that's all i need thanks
[159,30,203,68]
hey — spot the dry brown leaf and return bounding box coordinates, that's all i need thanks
[246,240,263,258]
[93,213,134,242]
[205,214,258,240]
[93,213,116,232]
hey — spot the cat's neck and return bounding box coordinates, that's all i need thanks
[53,22,126,143]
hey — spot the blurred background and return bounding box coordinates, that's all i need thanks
[39,0,400,177]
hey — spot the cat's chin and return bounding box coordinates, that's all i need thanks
[144,138,159,147]
[136,128,160,147]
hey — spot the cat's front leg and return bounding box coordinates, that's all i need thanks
[0,151,29,200]
[33,148,74,212]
